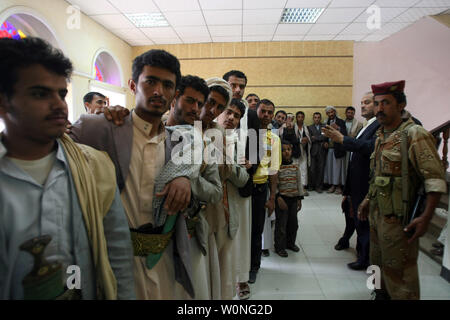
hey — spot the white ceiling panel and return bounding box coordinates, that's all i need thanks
[212,36,242,42]
[199,0,243,10]
[275,23,313,35]
[141,27,179,38]
[164,11,206,26]
[174,26,210,38]
[126,39,154,46]
[244,24,278,36]
[303,35,336,40]
[90,14,136,29]
[110,28,148,40]
[355,7,408,23]
[340,22,376,34]
[108,0,159,14]
[183,37,213,43]
[373,0,421,7]
[308,23,348,34]
[243,35,274,42]
[66,0,120,15]
[333,34,366,40]
[154,0,201,12]
[316,8,366,23]
[203,10,242,25]
[393,7,448,22]
[209,25,242,37]
[243,9,285,24]
[415,0,450,7]
[244,0,288,9]
[285,0,331,7]
[328,0,376,7]
[152,37,183,44]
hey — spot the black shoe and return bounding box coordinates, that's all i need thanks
[276,249,288,257]
[248,271,257,284]
[334,242,349,251]
[371,289,391,300]
[315,188,323,193]
[262,249,270,257]
[347,261,369,271]
[287,245,300,252]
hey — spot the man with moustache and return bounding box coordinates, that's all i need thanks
[272,110,287,129]
[0,37,135,300]
[358,80,446,300]
[307,112,327,193]
[245,93,260,111]
[322,92,379,271]
[70,49,195,299]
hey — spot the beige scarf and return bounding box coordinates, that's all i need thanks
[60,134,117,300]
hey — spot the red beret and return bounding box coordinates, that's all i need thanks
[371,80,405,95]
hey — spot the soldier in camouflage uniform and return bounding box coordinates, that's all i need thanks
[358,80,447,300]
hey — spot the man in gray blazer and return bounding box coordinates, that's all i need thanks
[307,112,328,193]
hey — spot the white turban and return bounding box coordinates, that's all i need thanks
[325,105,336,112]
[206,77,233,107]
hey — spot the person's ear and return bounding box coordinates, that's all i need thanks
[128,79,137,95]
[398,102,406,112]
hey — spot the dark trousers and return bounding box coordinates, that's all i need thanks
[355,215,370,265]
[338,207,356,246]
[250,183,268,273]
[274,196,299,251]
[309,151,326,189]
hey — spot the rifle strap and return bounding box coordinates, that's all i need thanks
[400,122,415,225]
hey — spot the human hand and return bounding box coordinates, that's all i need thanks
[297,199,302,211]
[102,105,130,126]
[65,120,72,134]
[155,177,191,215]
[404,216,432,244]
[277,196,288,211]
[322,125,344,144]
[331,123,339,130]
[357,198,369,221]
[301,137,308,145]
[265,198,275,216]
[323,142,329,149]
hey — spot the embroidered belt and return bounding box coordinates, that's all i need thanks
[130,229,174,256]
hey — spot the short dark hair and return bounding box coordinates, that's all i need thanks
[132,49,181,87]
[313,112,322,117]
[177,75,209,102]
[0,37,73,98]
[229,98,246,118]
[257,99,275,110]
[281,139,293,147]
[223,70,247,86]
[275,110,287,117]
[245,93,259,100]
[210,85,230,106]
[296,111,305,118]
[346,106,356,112]
[83,92,106,104]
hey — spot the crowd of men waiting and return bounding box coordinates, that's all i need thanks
[0,37,446,301]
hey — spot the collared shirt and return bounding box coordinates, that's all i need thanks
[356,117,377,139]
[0,139,75,299]
[120,111,166,228]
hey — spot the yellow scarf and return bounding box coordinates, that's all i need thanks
[60,134,117,300]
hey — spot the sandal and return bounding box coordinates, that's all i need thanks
[237,282,251,300]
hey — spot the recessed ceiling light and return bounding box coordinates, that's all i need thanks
[125,13,169,28]
[280,8,325,24]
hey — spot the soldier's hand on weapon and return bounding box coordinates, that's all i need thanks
[277,196,288,211]
[102,105,130,126]
[156,177,191,215]
[404,216,431,244]
[357,198,369,221]
[265,198,275,216]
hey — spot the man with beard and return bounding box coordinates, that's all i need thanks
[70,49,195,299]
[307,112,327,193]
[0,37,135,300]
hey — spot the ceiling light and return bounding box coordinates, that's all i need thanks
[125,13,169,28]
[280,8,325,24]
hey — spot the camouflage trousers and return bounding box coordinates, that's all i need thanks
[369,208,420,300]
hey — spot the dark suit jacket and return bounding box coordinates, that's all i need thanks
[69,112,195,298]
[342,119,380,211]
[307,123,327,157]
[327,117,348,158]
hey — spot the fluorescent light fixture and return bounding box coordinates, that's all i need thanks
[280,8,325,24]
[125,13,169,27]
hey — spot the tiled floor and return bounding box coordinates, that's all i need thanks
[247,191,450,300]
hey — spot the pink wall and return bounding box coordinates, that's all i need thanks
[353,16,450,132]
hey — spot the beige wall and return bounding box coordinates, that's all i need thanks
[0,0,134,120]
[133,41,354,126]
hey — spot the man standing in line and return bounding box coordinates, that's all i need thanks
[323,92,379,271]
[0,37,135,300]
[323,106,348,195]
[272,110,287,129]
[307,112,327,193]
[358,80,446,300]
[245,93,260,111]
[343,106,363,173]
[293,111,311,194]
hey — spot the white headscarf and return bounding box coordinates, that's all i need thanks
[325,105,336,113]
[206,77,233,108]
